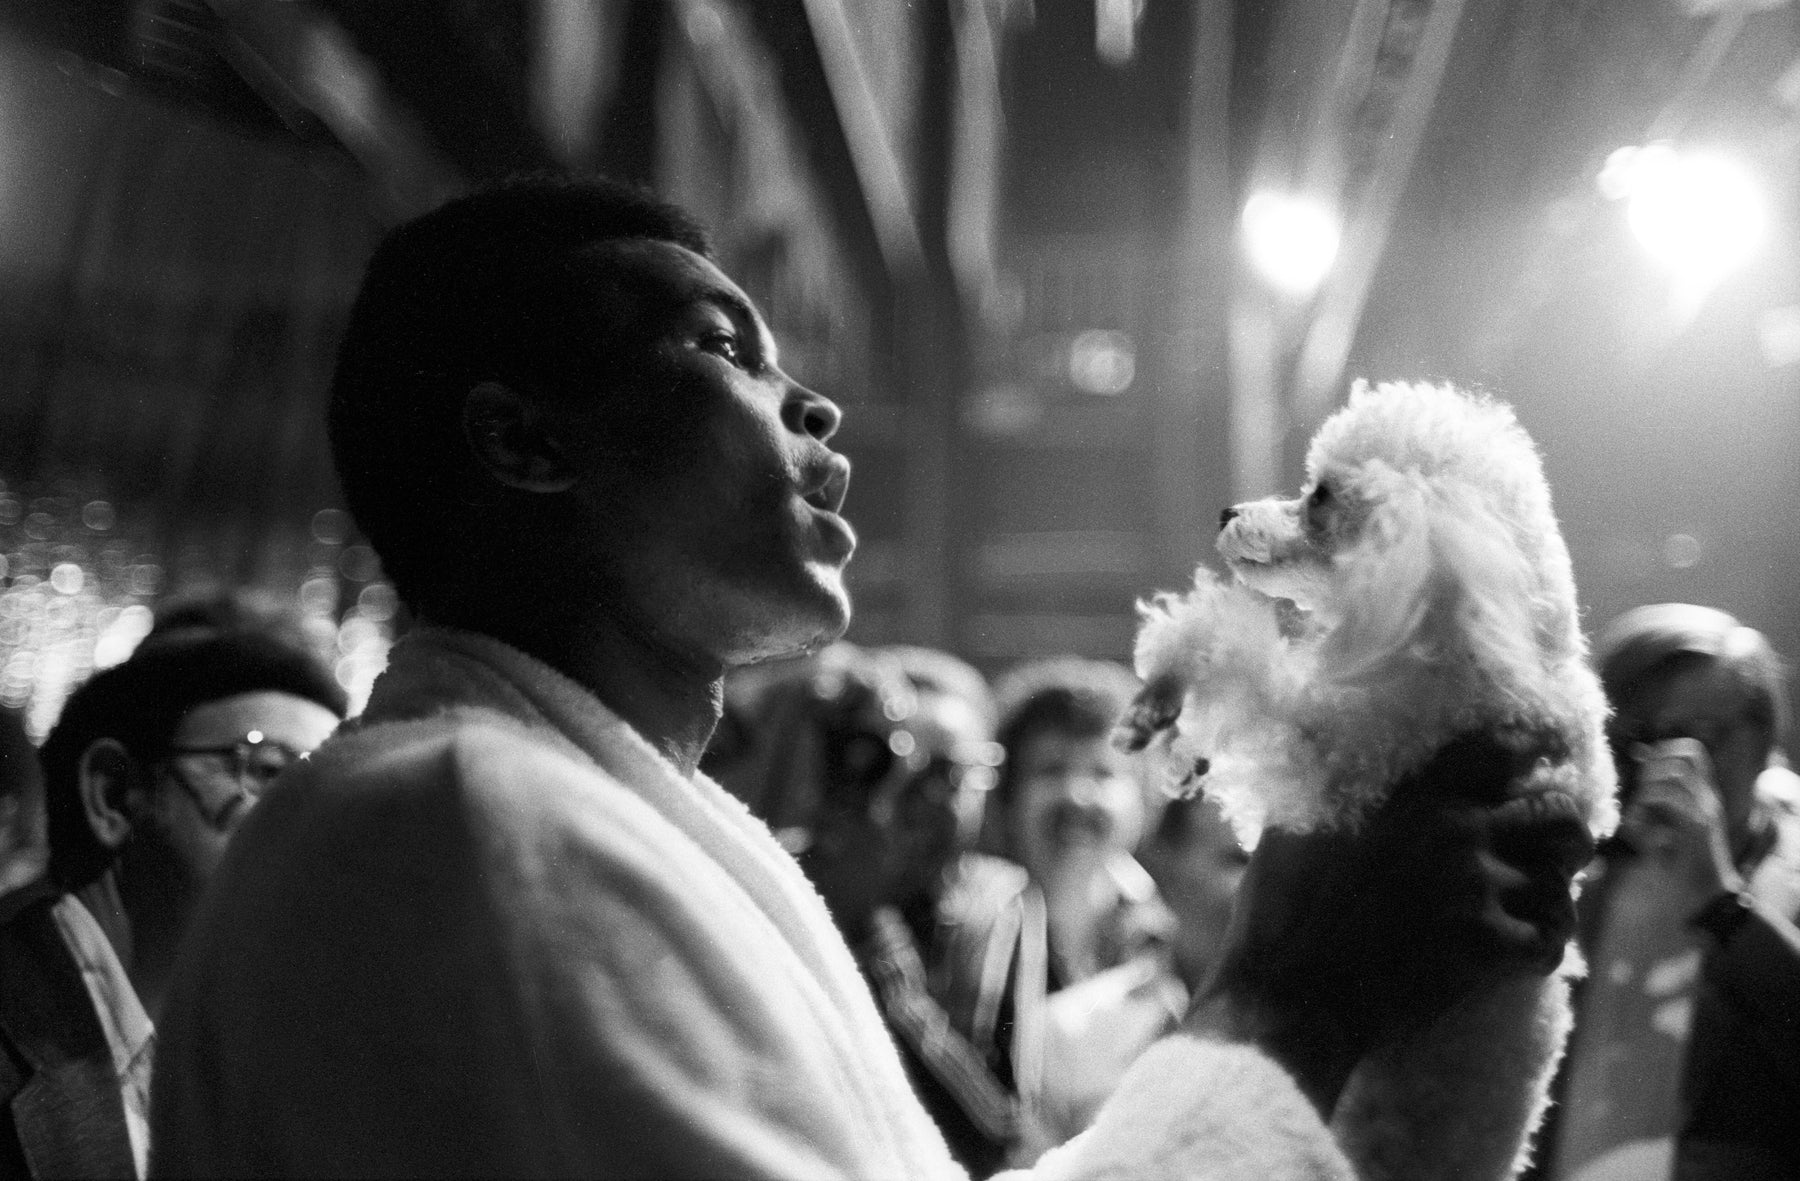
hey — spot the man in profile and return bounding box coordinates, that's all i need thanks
[41,627,345,1021]
[4,622,342,1180]
[150,176,1591,1179]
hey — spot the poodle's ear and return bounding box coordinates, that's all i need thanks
[1327,471,1434,676]
[1426,483,1540,689]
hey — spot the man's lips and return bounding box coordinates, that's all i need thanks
[801,452,855,562]
[813,507,857,562]
[802,453,852,514]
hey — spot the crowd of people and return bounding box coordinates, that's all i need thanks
[0,175,1794,1180]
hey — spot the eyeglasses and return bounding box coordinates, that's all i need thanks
[157,730,312,830]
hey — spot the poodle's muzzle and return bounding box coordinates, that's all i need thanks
[1216,496,1331,604]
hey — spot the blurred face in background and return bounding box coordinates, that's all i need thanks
[868,689,994,902]
[0,723,47,899]
[802,683,996,926]
[1007,726,1146,888]
[1612,656,1772,861]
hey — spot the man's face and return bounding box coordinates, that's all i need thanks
[798,686,992,919]
[1008,729,1147,886]
[1614,659,1771,858]
[0,731,47,893]
[132,690,340,884]
[551,240,855,669]
[867,690,993,898]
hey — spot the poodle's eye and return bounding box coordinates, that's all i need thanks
[1304,482,1335,532]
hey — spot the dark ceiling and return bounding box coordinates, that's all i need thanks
[0,0,1795,678]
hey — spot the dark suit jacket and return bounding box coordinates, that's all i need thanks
[1672,889,1800,1179]
[0,883,136,1180]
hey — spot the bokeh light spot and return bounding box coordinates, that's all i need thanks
[1241,191,1341,297]
[1663,533,1702,569]
[1605,143,1768,282]
[1068,330,1136,395]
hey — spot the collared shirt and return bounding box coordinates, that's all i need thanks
[50,894,154,1179]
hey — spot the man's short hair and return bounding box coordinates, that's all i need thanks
[328,174,712,616]
[41,630,348,890]
[990,657,1141,809]
[1596,602,1789,752]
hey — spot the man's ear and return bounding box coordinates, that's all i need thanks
[77,739,141,851]
[462,381,579,493]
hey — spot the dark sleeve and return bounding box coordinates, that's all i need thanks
[1698,897,1800,1091]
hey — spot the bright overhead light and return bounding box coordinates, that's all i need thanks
[1095,0,1146,67]
[1241,191,1341,297]
[1601,142,1769,282]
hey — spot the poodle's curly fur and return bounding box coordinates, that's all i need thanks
[1118,380,1619,1180]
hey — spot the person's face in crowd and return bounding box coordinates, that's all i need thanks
[0,735,48,898]
[868,689,993,901]
[800,685,993,926]
[1008,726,1147,886]
[548,239,854,668]
[1142,795,1250,990]
[1613,657,1771,860]
[128,691,340,884]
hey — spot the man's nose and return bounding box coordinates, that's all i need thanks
[1219,506,1239,531]
[783,382,842,443]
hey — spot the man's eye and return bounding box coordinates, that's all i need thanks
[701,331,742,364]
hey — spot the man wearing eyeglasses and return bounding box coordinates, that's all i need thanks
[23,626,342,1178]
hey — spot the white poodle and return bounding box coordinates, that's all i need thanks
[1117,380,1618,1180]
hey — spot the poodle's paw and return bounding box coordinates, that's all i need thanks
[1130,569,1285,685]
[1113,672,1185,752]
[1122,567,1296,801]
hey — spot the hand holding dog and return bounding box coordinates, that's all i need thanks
[1620,737,1744,913]
[1183,732,1594,1116]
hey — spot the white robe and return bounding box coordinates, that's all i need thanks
[149,628,1350,1180]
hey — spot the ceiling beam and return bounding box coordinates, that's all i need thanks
[735,0,927,312]
[205,0,465,220]
[311,0,554,186]
[1291,0,1471,420]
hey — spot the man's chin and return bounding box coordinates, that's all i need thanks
[729,578,851,666]
[804,565,853,639]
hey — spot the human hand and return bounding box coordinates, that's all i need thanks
[1619,737,1743,913]
[1183,731,1594,1114]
